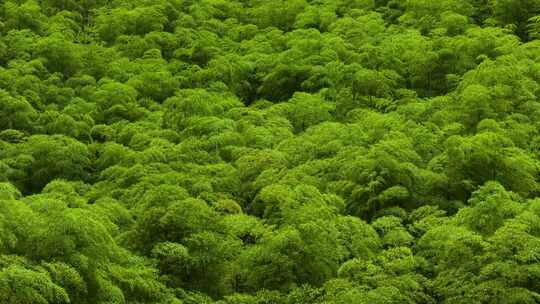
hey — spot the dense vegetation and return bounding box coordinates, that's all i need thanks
[1,0,540,303]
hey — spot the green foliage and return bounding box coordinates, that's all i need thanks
[491,0,540,40]
[0,0,540,302]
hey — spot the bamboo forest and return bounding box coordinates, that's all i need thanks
[1,0,540,303]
